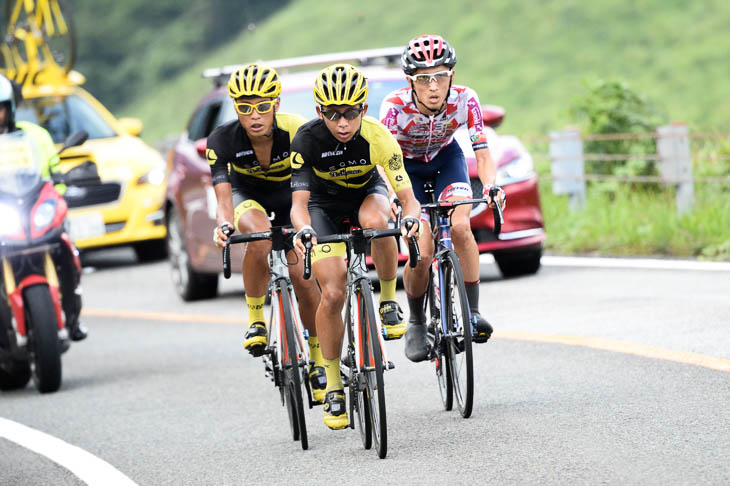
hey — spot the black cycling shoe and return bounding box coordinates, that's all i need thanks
[69,322,88,342]
[472,311,493,343]
[405,321,430,363]
[308,366,327,403]
[379,301,406,340]
[243,322,267,357]
[323,389,348,430]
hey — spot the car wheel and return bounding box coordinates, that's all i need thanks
[494,248,542,278]
[133,239,168,263]
[166,206,219,301]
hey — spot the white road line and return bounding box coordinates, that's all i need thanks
[0,418,138,486]
[480,254,730,271]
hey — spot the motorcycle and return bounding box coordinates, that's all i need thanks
[0,129,87,393]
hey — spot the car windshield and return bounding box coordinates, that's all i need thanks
[16,94,117,143]
[218,79,408,124]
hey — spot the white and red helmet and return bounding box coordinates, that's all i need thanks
[401,34,457,75]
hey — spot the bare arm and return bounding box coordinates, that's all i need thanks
[475,148,504,208]
[291,190,314,255]
[213,182,234,247]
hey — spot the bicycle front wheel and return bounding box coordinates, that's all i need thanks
[428,260,453,411]
[357,282,387,459]
[279,282,308,450]
[442,250,474,418]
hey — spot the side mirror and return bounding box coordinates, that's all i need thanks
[195,138,207,158]
[59,130,89,155]
[481,104,505,129]
[118,117,144,136]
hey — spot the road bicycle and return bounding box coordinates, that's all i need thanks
[222,225,316,450]
[1,0,76,82]
[419,182,503,418]
[302,224,419,459]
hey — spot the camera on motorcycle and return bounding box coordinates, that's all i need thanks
[58,130,89,155]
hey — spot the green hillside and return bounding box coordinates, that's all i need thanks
[112,0,730,144]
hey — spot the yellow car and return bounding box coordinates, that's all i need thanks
[16,73,168,261]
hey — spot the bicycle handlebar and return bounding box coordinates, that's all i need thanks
[421,196,503,236]
[488,187,504,236]
[222,226,297,279]
[302,227,420,279]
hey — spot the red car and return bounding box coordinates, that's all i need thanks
[164,48,544,300]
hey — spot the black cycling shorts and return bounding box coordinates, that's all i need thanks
[232,183,292,228]
[308,177,388,237]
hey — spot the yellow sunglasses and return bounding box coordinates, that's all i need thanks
[234,100,275,115]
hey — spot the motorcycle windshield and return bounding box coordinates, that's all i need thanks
[0,131,43,197]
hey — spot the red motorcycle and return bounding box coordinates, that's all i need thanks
[0,130,87,393]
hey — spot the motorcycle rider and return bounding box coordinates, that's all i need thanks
[0,74,87,341]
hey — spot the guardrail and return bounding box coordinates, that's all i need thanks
[528,124,730,214]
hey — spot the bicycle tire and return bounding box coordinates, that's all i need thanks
[4,0,76,74]
[40,0,76,73]
[352,293,372,449]
[429,260,453,410]
[357,282,387,459]
[279,282,308,450]
[443,250,474,418]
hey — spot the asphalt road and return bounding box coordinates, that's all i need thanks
[1,248,729,485]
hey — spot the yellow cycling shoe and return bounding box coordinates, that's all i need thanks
[243,322,267,357]
[309,366,327,403]
[379,301,406,340]
[323,390,348,430]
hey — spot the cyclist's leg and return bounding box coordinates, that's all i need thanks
[357,183,405,340]
[434,143,493,342]
[402,158,437,361]
[309,204,349,428]
[55,232,86,341]
[287,252,325,400]
[233,191,272,355]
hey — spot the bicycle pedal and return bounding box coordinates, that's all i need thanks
[387,360,395,370]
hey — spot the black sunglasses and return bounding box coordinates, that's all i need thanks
[320,106,363,121]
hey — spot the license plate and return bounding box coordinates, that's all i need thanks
[68,212,105,241]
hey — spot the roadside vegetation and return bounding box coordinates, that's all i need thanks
[66,0,729,260]
[534,80,730,260]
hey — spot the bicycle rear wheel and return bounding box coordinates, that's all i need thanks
[442,250,474,418]
[357,282,387,459]
[429,261,453,410]
[279,283,308,450]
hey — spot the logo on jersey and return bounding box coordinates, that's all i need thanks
[206,148,217,165]
[321,150,344,158]
[388,153,403,171]
[291,152,304,169]
[236,149,254,157]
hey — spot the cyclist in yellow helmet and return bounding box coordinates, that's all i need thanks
[209,63,325,401]
[290,64,421,429]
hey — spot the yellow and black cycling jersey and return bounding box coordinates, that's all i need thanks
[290,116,412,196]
[207,112,306,188]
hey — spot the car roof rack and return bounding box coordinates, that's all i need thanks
[202,46,402,87]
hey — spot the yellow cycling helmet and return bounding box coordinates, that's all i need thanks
[313,64,368,106]
[227,63,281,99]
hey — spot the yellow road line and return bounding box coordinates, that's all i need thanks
[82,308,730,373]
[82,308,246,325]
[494,330,730,373]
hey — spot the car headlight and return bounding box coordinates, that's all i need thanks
[137,166,166,186]
[0,203,23,237]
[495,153,535,186]
[33,200,57,232]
